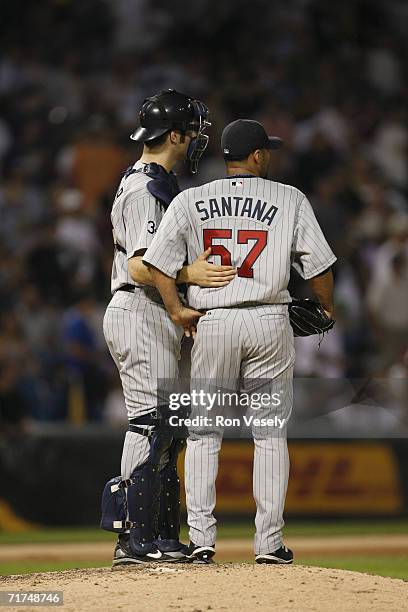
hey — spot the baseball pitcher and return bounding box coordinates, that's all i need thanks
[143,119,336,564]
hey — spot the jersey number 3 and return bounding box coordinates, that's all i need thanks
[203,229,267,278]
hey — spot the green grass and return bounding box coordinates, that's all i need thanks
[0,520,407,545]
[0,561,109,576]
[0,528,113,545]
[300,556,408,580]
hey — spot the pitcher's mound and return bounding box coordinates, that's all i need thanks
[2,564,407,611]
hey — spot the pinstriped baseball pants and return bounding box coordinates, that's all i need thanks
[185,305,295,555]
[103,291,183,478]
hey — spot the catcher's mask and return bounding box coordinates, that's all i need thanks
[130,89,211,174]
[185,99,211,174]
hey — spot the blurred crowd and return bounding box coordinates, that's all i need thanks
[0,0,407,431]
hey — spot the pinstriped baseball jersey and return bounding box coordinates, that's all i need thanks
[143,177,336,308]
[110,160,166,298]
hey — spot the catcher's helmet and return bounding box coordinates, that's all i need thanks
[130,89,211,173]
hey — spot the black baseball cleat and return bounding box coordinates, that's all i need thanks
[185,541,215,564]
[112,534,182,565]
[255,545,294,565]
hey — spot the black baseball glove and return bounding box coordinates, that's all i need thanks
[288,298,335,337]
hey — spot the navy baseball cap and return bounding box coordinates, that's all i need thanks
[221,119,283,160]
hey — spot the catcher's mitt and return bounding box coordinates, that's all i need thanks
[288,298,334,337]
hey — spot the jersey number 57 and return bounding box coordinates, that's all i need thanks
[203,229,267,278]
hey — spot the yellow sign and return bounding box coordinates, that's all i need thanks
[286,442,403,514]
[179,442,403,515]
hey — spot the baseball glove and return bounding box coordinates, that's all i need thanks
[288,298,335,337]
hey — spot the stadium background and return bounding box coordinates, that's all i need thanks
[0,0,407,579]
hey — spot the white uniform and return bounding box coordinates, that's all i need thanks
[103,161,183,479]
[143,176,336,554]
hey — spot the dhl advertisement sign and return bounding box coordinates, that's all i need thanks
[179,442,403,515]
[285,442,403,514]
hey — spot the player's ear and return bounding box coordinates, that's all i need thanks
[253,149,261,165]
[169,130,180,145]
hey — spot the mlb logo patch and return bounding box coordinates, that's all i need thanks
[232,180,244,187]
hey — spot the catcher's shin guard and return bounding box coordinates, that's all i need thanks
[127,427,173,555]
[158,438,186,541]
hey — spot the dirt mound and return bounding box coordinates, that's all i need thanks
[1,564,407,612]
